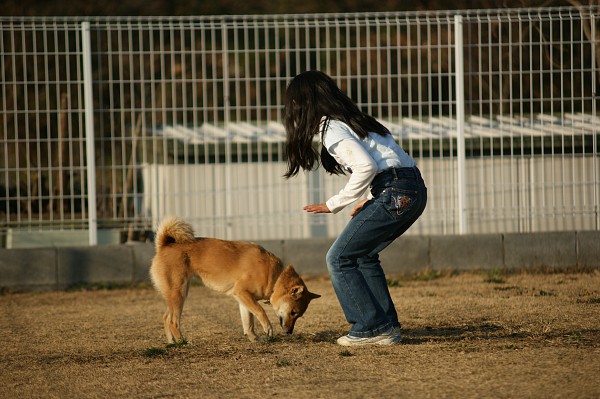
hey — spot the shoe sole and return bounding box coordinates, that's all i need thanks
[337,334,402,346]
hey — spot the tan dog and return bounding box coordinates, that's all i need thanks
[150,217,320,343]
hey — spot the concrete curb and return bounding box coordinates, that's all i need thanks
[0,231,598,292]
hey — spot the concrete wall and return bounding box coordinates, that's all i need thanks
[1,231,598,292]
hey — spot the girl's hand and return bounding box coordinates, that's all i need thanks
[303,203,331,214]
[350,198,369,217]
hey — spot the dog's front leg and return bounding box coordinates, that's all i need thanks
[234,291,273,340]
[239,303,257,341]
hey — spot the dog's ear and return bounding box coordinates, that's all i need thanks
[289,285,305,298]
[284,264,298,274]
[290,286,320,300]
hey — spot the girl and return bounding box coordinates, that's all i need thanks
[283,71,427,346]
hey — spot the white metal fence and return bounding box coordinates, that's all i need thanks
[1,7,598,246]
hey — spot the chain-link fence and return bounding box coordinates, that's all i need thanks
[1,7,598,247]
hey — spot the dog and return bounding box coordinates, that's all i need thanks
[150,217,320,343]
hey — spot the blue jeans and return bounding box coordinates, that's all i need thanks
[326,166,427,337]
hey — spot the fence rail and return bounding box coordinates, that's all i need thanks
[1,7,598,247]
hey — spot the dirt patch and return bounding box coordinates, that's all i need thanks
[1,271,599,398]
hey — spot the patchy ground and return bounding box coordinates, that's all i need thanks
[1,270,599,399]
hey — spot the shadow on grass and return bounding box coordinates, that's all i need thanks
[401,323,517,345]
[401,325,600,346]
[287,330,341,344]
[287,324,524,345]
[286,324,525,345]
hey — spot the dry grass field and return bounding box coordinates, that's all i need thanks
[1,270,599,398]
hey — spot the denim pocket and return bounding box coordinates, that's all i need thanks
[380,187,419,220]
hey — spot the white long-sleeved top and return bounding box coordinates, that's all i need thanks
[322,119,415,214]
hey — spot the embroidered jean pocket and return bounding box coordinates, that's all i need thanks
[381,187,418,220]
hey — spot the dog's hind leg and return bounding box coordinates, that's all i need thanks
[163,279,190,344]
[163,310,174,343]
[239,303,257,341]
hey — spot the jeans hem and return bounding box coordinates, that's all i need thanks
[348,321,401,338]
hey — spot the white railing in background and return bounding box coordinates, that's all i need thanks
[82,21,98,245]
[1,7,598,247]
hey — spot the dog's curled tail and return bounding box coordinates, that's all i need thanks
[155,217,196,251]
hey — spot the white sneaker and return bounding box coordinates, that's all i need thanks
[336,327,402,346]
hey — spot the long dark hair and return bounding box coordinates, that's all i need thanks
[283,70,390,178]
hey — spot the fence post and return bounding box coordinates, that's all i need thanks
[82,22,98,245]
[454,15,467,234]
[221,18,233,239]
[592,12,599,231]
